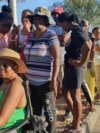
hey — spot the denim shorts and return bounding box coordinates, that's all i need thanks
[63,65,86,89]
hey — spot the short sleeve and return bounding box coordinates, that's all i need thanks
[78,30,89,44]
[71,27,90,47]
[48,30,60,47]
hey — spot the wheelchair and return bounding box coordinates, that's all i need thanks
[0,80,48,133]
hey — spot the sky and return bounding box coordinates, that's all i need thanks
[0,0,63,25]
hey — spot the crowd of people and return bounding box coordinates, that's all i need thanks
[0,4,100,133]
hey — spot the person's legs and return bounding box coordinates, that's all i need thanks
[95,65,100,99]
[37,82,56,133]
[81,80,96,111]
[29,84,43,115]
[70,88,82,131]
[63,88,82,131]
[64,108,73,122]
[62,89,73,112]
[62,89,73,122]
[57,64,64,96]
[30,82,56,133]
[81,80,93,104]
[63,66,86,131]
[85,69,96,100]
[43,91,56,133]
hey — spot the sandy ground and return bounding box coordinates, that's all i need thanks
[56,96,90,133]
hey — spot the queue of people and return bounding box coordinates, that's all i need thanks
[0,4,100,133]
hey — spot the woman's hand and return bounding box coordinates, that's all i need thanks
[68,58,81,67]
[95,44,100,51]
[49,80,57,97]
[23,19,31,32]
[11,25,19,40]
[69,41,92,67]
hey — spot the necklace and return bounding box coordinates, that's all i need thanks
[33,29,47,39]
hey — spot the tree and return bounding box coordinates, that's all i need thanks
[64,0,100,26]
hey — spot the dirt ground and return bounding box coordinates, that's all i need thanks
[56,95,90,133]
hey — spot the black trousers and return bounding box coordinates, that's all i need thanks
[81,80,93,105]
[29,82,56,133]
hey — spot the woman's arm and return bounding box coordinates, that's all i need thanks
[58,32,71,46]
[89,41,95,61]
[23,19,32,32]
[94,44,100,51]
[9,26,20,52]
[69,40,92,67]
[87,41,95,68]
[50,44,60,92]
[0,81,25,127]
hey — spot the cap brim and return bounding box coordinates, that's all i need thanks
[28,13,51,25]
[28,13,46,20]
[27,15,34,23]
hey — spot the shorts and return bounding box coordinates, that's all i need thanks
[63,65,86,89]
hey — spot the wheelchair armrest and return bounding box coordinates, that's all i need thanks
[0,118,30,133]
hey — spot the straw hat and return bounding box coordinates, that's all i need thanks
[0,48,27,73]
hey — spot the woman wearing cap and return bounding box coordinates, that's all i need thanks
[24,6,60,133]
[0,48,27,133]
[58,12,92,132]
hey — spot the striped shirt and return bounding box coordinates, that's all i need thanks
[24,29,60,86]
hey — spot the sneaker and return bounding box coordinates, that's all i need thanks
[64,110,73,122]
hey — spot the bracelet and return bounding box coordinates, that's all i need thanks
[88,60,93,63]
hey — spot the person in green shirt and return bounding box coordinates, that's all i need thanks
[0,48,27,133]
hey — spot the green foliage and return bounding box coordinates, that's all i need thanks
[64,0,100,26]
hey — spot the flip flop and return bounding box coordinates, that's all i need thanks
[66,121,83,128]
[67,129,82,133]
